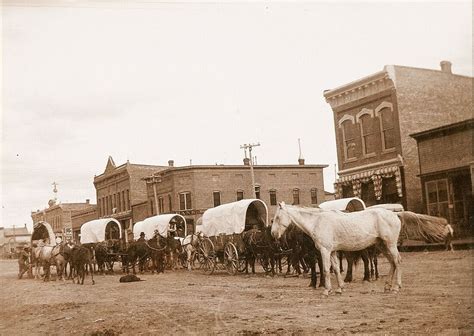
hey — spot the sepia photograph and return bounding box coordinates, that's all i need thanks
[1,0,472,335]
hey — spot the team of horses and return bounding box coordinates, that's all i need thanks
[24,203,453,297]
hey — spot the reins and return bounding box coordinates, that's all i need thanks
[145,241,167,252]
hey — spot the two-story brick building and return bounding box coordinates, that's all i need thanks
[324,61,473,213]
[410,119,473,234]
[31,199,96,240]
[93,156,168,242]
[71,205,98,243]
[143,159,328,234]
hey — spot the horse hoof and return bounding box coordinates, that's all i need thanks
[384,287,391,293]
[335,288,342,295]
[92,281,95,285]
[322,290,329,297]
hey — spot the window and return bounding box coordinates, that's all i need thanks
[269,190,277,205]
[340,118,359,161]
[255,186,261,199]
[213,191,221,207]
[168,194,172,212]
[310,188,318,204]
[236,190,244,201]
[158,197,164,214]
[425,179,449,220]
[179,192,192,210]
[359,114,378,156]
[125,190,130,210]
[121,191,125,212]
[117,193,121,212]
[376,103,396,151]
[150,198,155,215]
[292,188,300,205]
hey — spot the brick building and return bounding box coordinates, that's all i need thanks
[143,160,328,234]
[324,61,473,213]
[93,156,167,242]
[71,206,98,243]
[31,199,95,240]
[410,119,473,234]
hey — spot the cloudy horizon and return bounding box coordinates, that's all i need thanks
[1,0,472,231]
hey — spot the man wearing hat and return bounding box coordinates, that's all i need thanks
[137,232,146,243]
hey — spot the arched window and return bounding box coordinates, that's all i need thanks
[358,113,378,156]
[375,102,395,151]
[339,118,359,161]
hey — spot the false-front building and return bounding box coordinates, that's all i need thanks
[324,61,473,215]
[143,160,328,234]
[93,156,168,242]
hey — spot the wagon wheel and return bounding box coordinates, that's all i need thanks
[224,242,239,275]
[198,238,215,275]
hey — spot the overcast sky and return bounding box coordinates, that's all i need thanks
[1,0,472,231]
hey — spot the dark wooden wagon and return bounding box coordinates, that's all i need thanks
[197,199,268,275]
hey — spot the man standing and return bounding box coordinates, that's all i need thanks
[18,247,31,279]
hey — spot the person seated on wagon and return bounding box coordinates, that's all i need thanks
[137,232,146,243]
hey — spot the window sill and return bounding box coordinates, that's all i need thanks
[362,153,377,159]
[382,148,396,154]
[343,157,358,164]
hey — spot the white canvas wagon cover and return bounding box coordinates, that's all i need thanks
[31,221,56,245]
[201,199,268,237]
[80,218,122,244]
[133,214,186,240]
[319,197,366,212]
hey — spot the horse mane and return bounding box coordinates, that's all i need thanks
[397,211,450,243]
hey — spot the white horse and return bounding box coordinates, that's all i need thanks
[180,233,202,271]
[31,240,66,281]
[271,202,402,296]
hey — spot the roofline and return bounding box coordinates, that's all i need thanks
[410,118,474,140]
[390,64,473,80]
[324,64,473,99]
[144,164,329,178]
[94,161,167,180]
[324,69,387,98]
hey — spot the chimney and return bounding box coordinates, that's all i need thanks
[440,60,452,74]
[298,158,305,165]
[243,157,250,166]
[168,160,174,167]
[86,199,90,204]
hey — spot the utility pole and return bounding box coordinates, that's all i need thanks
[240,143,260,198]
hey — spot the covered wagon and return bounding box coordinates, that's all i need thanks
[132,214,187,240]
[31,221,56,245]
[198,199,268,275]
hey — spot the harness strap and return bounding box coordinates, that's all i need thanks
[145,241,167,252]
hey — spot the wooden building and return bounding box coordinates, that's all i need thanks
[410,119,473,235]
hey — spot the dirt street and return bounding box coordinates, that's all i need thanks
[0,250,472,335]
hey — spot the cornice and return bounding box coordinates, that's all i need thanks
[324,70,395,109]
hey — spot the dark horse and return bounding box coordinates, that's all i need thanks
[146,235,167,274]
[242,227,277,275]
[70,244,95,285]
[344,246,379,282]
[282,224,324,288]
[123,240,150,274]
